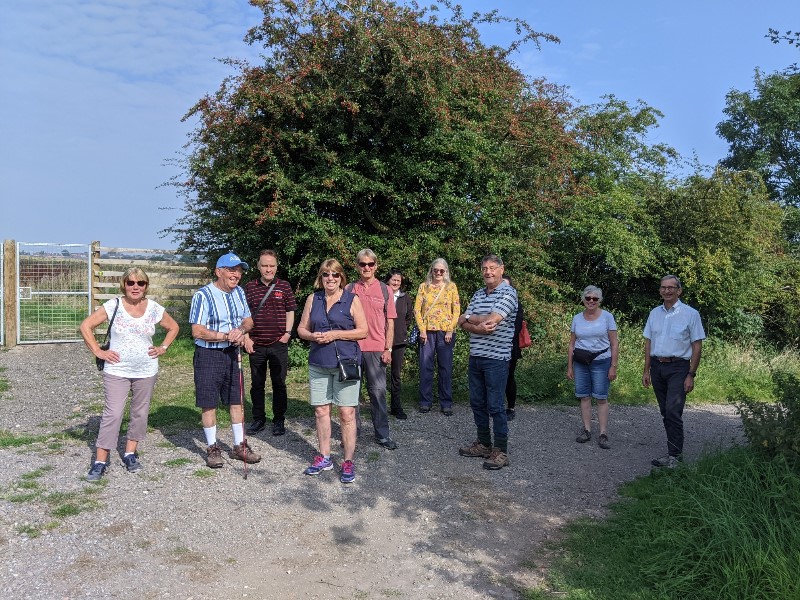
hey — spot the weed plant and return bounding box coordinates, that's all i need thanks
[532,447,800,600]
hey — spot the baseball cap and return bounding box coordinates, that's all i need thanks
[216,252,249,270]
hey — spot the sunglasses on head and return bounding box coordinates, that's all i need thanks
[126,280,147,287]
[322,272,341,278]
[358,261,376,268]
[584,296,600,302]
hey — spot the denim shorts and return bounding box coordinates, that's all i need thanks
[573,357,612,400]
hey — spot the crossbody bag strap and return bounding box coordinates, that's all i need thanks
[422,285,446,320]
[318,291,343,361]
[103,298,120,344]
[254,281,277,315]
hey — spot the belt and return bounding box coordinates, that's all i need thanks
[652,356,687,363]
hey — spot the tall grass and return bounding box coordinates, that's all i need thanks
[532,447,800,600]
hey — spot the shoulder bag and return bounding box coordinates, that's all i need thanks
[572,346,609,366]
[96,298,120,371]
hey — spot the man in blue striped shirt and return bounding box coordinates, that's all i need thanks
[457,255,518,470]
[190,252,260,468]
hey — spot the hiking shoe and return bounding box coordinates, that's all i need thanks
[206,443,224,468]
[576,429,591,443]
[459,441,492,458]
[247,418,266,434]
[483,448,510,470]
[651,455,680,469]
[304,455,334,476]
[230,440,261,463]
[340,460,356,484]
[598,434,611,450]
[506,408,516,421]
[441,408,453,416]
[272,421,286,436]
[390,409,408,420]
[86,461,107,481]
[376,437,399,450]
[418,405,431,413]
[122,454,143,472]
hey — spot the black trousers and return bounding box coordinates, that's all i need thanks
[389,345,408,412]
[650,359,690,456]
[505,356,518,409]
[249,342,289,423]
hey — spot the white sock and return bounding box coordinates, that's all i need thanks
[232,423,244,446]
[124,452,134,457]
[203,426,217,446]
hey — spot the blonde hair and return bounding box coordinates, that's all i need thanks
[119,267,149,296]
[313,259,347,290]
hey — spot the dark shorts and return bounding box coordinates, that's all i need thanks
[193,346,243,409]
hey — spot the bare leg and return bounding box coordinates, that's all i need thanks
[124,440,138,454]
[315,404,332,456]
[580,396,592,431]
[229,404,244,425]
[339,406,356,461]
[95,448,110,463]
[597,399,609,435]
[201,407,217,428]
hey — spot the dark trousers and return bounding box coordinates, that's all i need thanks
[650,359,690,456]
[389,345,407,412]
[418,331,454,409]
[468,356,510,451]
[362,351,390,439]
[249,342,289,423]
[505,357,518,409]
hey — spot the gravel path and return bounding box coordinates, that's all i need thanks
[0,343,744,599]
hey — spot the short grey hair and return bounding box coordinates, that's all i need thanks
[356,248,377,262]
[660,274,682,289]
[481,254,504,267]
[581,285,603,302]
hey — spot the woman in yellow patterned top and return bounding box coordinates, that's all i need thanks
[414,258,460,415]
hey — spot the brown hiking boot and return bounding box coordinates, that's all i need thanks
[206,443,224,468]
[230,440,261,464]
[483,448,510,470]
[459,441,492,458]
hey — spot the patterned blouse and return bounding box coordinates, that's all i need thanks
[414,282,460,332]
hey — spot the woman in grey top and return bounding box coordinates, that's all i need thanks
[566,285,619,449]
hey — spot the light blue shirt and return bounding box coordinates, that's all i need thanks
[571,310,617,360]
[643,300,705,359]
[189,282,251,349]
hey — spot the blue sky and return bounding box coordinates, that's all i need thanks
[1,1,797,249]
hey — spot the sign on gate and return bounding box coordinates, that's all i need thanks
[16,242,91,344]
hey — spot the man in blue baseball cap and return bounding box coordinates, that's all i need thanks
[189,251,260,468]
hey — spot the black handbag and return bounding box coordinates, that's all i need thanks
[319,292,361,382]
[96,299,120,371]
[572,346,609,366]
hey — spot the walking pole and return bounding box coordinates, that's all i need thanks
[238,345,248,480]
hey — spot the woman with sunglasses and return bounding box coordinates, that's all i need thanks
[566,285,619,449]
[79,267,180,480]
[414,258,460,415]
[296,259,368,483]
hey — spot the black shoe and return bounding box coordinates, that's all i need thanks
[391,409,408,420]
[506,409,515,421]
[419,406,431,413]
[441,408,453,416]
[376,437,399,450]
[272,421,286,436]
[247,419,266,434]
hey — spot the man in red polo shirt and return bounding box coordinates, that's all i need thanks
[244,250,297,436]
[348,248,399,449]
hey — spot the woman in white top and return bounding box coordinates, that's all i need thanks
[80,267,179,480]
[566,285,619,449]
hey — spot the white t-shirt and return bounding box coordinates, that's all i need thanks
[571,310,617,360]
[103,298,166,378]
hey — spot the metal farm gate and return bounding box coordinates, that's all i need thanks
[16,242,91,343]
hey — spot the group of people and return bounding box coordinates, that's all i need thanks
[80,248,704,482]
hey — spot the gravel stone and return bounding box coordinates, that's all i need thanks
[0,343,744,598]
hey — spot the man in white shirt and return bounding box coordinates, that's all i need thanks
[642,274,706,468]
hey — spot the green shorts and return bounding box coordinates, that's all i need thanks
[308,364,360,407]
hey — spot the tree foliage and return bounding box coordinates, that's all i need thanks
[716,68,800,207]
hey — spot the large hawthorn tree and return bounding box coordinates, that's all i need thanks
[169,0,577,293]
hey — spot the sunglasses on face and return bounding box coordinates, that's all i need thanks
[358,261,376,268]
[126,280,147,287]
[322,272,341,278]
[584,297,600,302]
[432,268,446,274]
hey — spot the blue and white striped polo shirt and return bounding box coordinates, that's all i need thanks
[189,283,251,349]
[464,281,518,361]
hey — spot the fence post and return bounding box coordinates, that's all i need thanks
[91,240,101,311]
[3,240,17,348]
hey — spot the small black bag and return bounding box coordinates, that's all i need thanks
[96,299,120,371]
[572,346,609,366]
[337,358,361,382]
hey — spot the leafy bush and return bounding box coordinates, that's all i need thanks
[734,371,800,464]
